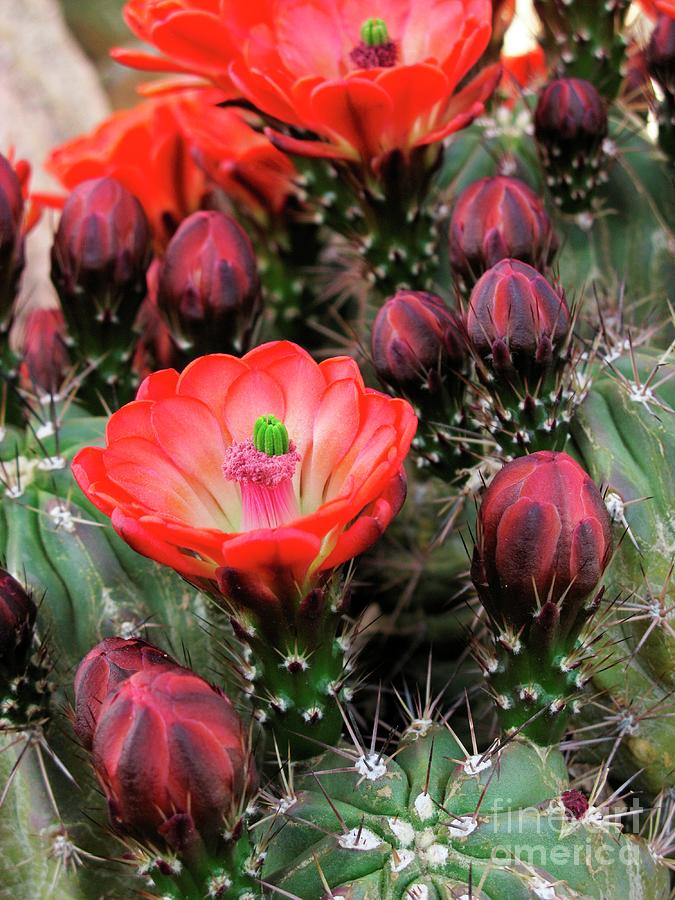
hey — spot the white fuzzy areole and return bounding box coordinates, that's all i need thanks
[387,817,415,847]
[36,421,55,440]
[337,827,381,851]
[422,842,449,866]
[447,816,478,838]
[463,753,492,776]
[391,848,415,873]
[355,752,387,781]
[413,792,435,821]
[531,876,558,899]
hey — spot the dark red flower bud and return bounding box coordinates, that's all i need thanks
[133,258,181,379]
[449,176,558,285]
[0,570,36,676]
[51,177,151,356]
[157,210,261,356]
[534,78,608,152]
[371,291,466,398]
[471,451,612,629]
[92,667,255,848]
[0,153,25,327]
[73,637,178,749]
[18,307,70,398]
[561,789,590,820]
[647,14,675,95]
[466,259,569,378]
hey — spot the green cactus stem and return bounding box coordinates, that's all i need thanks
[263,724,668,897]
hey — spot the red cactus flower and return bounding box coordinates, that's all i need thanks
[72,341,416,608]
[647,13,675,93]
[156,210,261,356]
[371,290,465,395]
[18,307,70,398]
[471,451,612,629]
[73,637,178,749]
[92,667,254,847]
[0,570,36,676]
[45,91,294,249]
[638,0,675,19]
[114,0,500,168]
[500,45,547,97]
[449,176,558,284]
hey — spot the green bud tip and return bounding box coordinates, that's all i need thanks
[361,17,389,47]
[253,414,290,456]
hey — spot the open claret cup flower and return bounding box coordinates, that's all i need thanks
[72,341,417,618]
[115,0,501,169]
[46,91,295,249]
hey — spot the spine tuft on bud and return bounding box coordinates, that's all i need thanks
[449,176,558,289]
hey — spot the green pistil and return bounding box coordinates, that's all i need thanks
[253,414,289,456]
[361,17,389,47]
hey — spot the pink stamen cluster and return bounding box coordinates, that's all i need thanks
[223,439,301,531]
[223,439,300,488]
[350,41,398,69]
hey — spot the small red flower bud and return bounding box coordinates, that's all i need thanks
[0,153,25,326]
[471,452,612,629]
[133,258,182,379]
[561,789,590,820]
[92,667,255,848]
[371,291,466,397]
[466,259,569,378]
[157,210,261,356]
[647,14,675,94]
[449,176,558,285]
[73,637,177,750]
[51,177,151,304]
[0,570,36,676]
[18,308,70,398]
[534,78,608,153]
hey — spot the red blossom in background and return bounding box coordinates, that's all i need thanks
[72,341,416,608]
[45,91,295,249]
[638,0,675,19]
[113,0,500,168]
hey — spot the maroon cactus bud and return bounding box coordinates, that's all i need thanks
[647,14,675,95]
[466,259,569,379]
[18,307,70,398]
[73,637,178,749]
[91,667,255,848]
[133,258,182,379]
[51,177,150,306]
[0,153,25,327]
[534,78,608,153]
[157,210,261,356]
[561,789,589,819]
[449,176,558,284]
[471,451,612,630]
[0,570,36,676]
[371,290,466,399]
